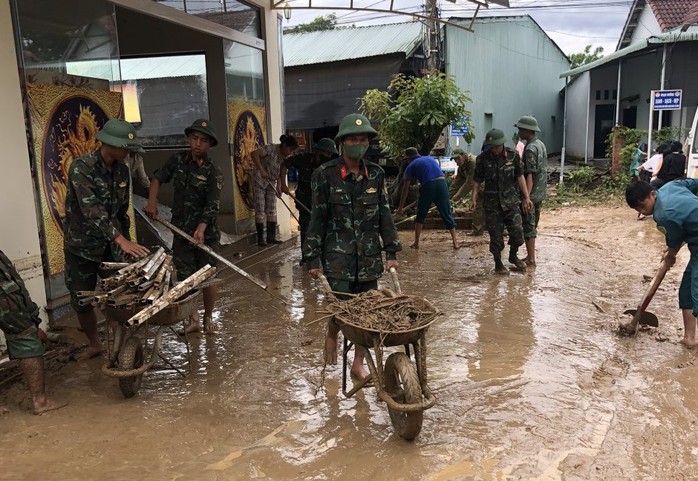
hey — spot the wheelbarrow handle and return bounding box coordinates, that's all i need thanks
[317,273,334,298]
[389,267,402,294]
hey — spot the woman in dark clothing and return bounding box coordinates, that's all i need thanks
[651,141,686,190]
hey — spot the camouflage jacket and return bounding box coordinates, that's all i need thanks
[64,150,131,262]
[303,158,401,281]
[450,154,477,197]
[474,147,524,211]
[283,152,326,205]
[0,250,40,330]
[523,137,548,203]
[153,151,223,242]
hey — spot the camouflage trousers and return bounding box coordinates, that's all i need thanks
[0,292,43,360]
[483,198,524,256]
[522,201,542,239]
[172,236,220,281]
[64,248,115,314]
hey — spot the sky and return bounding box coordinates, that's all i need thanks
[281,0,635,56]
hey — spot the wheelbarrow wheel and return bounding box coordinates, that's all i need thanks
[383,352,423,440]
[118,336,144,398]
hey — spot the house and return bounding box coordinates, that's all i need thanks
[444,15,570,154]
[561,0,698,160]
[283,22,425,146]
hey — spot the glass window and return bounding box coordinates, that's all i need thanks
[154,0,261,38]
[116,54,210,148]
[224,43,265,103]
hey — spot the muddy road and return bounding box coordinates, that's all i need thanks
[1,203,696,480]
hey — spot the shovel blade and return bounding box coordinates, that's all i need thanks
[623,309,659,327]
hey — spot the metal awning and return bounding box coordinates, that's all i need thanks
[560,25,698,78]
[272,0,510,32]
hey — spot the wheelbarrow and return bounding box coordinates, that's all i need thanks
[100,289,200,398]
[319,268,440,440]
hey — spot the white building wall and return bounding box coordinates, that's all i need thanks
[565,72,591,160]
[630,6,662,43]
[0,0,50,346]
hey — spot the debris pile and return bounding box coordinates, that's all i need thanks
[324,289,440,333]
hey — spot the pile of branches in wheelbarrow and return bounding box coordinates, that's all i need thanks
[75,247,216,327]
[323,288,441,334]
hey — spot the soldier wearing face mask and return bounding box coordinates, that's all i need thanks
[304,114,401,382]
[280,138,339,264]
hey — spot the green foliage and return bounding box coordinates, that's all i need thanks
[360,70,473,159]
[569,45,604,69]
[606,126,690,172]
[285,14,337,34]
[567,166,595,192]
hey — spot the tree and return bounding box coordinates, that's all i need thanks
[360,70,473,159]
[569,45,605,69]
[284,14,337,34]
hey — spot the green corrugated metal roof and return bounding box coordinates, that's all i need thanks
[283,22,422,67]
[561,25,698,78]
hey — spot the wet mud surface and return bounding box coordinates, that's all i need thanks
[2,203,697,480]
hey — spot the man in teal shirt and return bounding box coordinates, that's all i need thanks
[626,179,698,348]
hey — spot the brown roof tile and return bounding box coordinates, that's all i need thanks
[648,0,698,31]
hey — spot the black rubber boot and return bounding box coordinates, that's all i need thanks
[508,247,526,271]
[256,223,267,246]
[494,254,509,275]
[267,222,282,244]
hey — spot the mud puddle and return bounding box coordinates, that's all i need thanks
[1,203,697,480]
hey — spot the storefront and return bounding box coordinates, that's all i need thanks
[0,0,287,325]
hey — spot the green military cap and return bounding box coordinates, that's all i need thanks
[452,148,465,156]
[185,119,218,147]
[484,128,507,146]
[514,115,540,132]
[96,119,143,152]
[313,138,339,155]
[335,113,377,142]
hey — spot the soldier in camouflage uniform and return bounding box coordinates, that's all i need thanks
[304,113,401,380]
[450,148,486,235]
[145,119,223,335]
[472,128,533,274]
[279,138,338,264]
[64,119,150,361]
[1,249,67,414]
[516,116,548,267]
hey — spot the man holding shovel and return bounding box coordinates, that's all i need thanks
[145,119,223,335]
[626,180,698,347]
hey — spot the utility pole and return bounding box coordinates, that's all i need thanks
[424,0,442,71]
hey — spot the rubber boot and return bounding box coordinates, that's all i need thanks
[256,223,267,246]
[494,254,509,275]
[508,246,526,271]
[267,222,282,244]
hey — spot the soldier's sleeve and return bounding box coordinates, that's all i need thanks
[523,146,539,175]
[0,251,41,325]
[69,162,121,242]
[200,166,222,226]
[153,153,178,184]
[116,172,132,241]
[379,175,401,259]
[513,152,524,177]
[303,168,329,270]
[473,156,485,184]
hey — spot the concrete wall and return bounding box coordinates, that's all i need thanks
[564,72,591,160]
[0,0,49,345]
[445,16,569,155]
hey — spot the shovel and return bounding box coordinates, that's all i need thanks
[619,258,668,335]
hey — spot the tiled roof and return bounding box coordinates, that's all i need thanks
[648,0,698,30]
[685,0,698,25]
